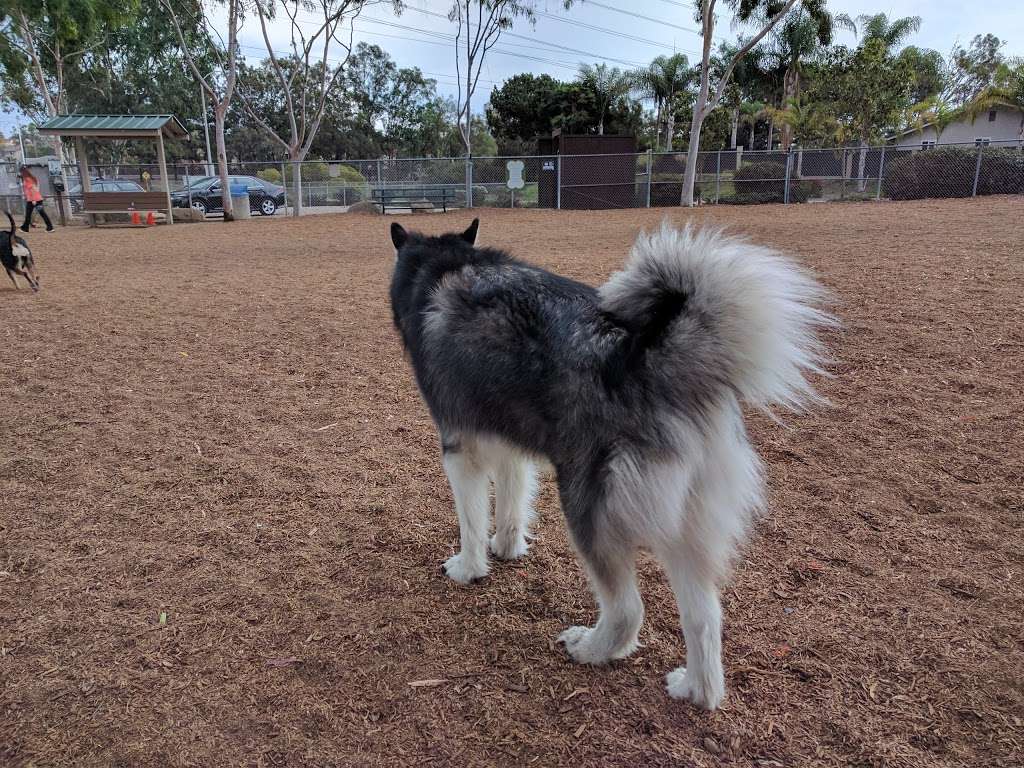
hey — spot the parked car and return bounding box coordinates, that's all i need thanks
[68,179,146,213]
[170,175,285,216]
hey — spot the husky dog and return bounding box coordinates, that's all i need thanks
[388,218,831,709]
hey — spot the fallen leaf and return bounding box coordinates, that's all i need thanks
[574,723,586,738]
[408,678,448,688]
[563,687,589,701]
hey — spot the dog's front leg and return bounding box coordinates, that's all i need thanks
[440,439,490,584]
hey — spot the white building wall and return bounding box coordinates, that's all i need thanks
[892,108,1023,148]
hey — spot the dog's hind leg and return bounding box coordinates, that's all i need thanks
[656,406,762,711]
[440,435,491,584]
[557,464,644,664]
[657,541,725,710]
[490,448,537,561]
[5,269,19,289]
[558,533,643,664]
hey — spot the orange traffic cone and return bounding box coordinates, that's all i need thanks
[131,209,141,225]
[146,211,156,226]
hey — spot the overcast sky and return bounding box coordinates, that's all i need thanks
[4,0,1023,137]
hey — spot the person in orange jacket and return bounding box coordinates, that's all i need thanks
[19,166,54,233]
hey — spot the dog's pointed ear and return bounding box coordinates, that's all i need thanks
[461,218,479,245]
[390,222,408,250]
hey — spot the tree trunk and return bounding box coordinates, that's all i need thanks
[665,109,675,151]
[214,105,234,221]
[780,67,797,150]
[766,117,774,151]
[730,107,739,149]
[682,68,712,206]
[654,101,663,151]
[291,158,303,217]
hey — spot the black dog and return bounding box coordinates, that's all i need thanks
[2,211,39,291]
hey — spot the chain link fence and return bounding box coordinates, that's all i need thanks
[11,139,1021,224]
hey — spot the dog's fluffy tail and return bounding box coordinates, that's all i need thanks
[599,223,834,415]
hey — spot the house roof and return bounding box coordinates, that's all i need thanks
[37,114,189,139]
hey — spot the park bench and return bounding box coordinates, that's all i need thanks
[373,186,455,213]
[81,191,171,223]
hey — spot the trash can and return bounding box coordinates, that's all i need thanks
[229,182,250,219]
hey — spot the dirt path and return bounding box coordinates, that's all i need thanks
[2,199,1022,767]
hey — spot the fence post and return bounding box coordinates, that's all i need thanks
[876,145,886,200]
[186,167,191,210]
[465,157,473,209]
[645,149,652,208]
[281,161,288,214]
[715,150,721,204]
[556,155,562,210]
[840,148,847,200]
[783,150,792,204]
[972,143,984,197]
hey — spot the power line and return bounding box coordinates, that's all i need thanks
[531,9,697,55]
[578,1,703,35]
[358,14,646,68]
[402,5,691,56]
[255,8,647,83]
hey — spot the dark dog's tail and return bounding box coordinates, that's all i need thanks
[5,210,13,236]
[599,223,834,416]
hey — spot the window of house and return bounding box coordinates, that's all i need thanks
[921,140,936,150]
[988,109,997,122]
[975,137,991,147]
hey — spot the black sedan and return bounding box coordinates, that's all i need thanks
[171,175,286,216]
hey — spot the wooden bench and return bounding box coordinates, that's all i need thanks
[81,191,171,224]
[373,186,455,213]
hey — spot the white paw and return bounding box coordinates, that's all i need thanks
[665,666,724,711]
[558,625,629,665]
[442,552,488,585]
[489,532,529,561]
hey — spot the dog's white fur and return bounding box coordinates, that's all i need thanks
[432,225,831,710]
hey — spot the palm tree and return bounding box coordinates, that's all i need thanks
[738,100,769,149]
[765,9,855,149]
[629,53,691,150]
[577,63,632,135]
[714,40,768,149]
[855,13,922,53]
[850,13,923,188]
[962,65,1024,147]
[906,97,961,143]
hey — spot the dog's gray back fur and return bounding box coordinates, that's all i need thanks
[389,220,831,558]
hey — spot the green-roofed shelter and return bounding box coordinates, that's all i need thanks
[38,114,189,224]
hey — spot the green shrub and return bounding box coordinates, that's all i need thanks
[257,168,282,184]
[334,164,368,185]
[282,162,331,182]
[731,161,820,203]
[882,147,1024,200]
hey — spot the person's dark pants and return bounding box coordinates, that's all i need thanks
[22,201,53,231]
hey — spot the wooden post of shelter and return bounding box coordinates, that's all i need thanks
[156,130,173,224]
[74,136,93,227]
